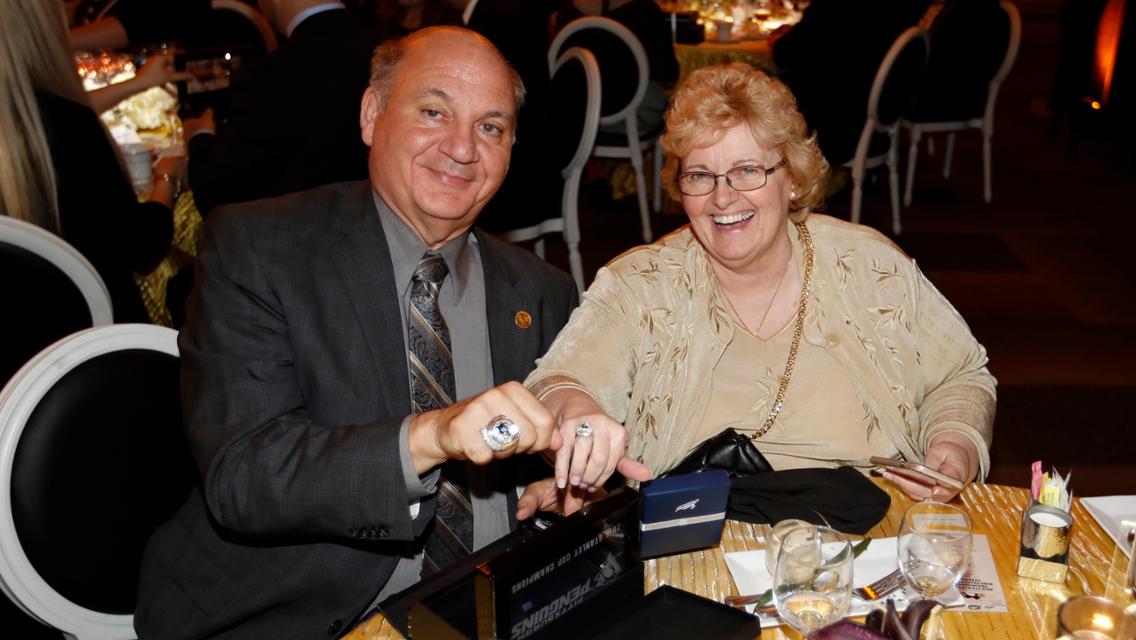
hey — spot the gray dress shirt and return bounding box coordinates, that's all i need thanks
[373,194,512,602]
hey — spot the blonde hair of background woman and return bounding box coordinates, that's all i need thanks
[659,62,829,220]
[0,0,92,233]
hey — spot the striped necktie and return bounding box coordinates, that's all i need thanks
[408,251,475,573]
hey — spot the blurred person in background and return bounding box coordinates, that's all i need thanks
[772,0,931,165]
[0,0,178,323]
[182,0,378,216]
[69,0,213,52]
[350,0,462,40]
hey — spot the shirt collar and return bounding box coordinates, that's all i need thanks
[462,0,480,26]
[286,2,346,38]
[372,191,476,300]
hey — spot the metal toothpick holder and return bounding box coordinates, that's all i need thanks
[1017,502,1073,583]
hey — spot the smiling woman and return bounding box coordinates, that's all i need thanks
[525,63,996,505]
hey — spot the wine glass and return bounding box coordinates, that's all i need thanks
[765,518,811,577]
[898,502,972,598]
[772,525,854,633]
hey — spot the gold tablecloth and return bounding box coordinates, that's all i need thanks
[134,191,201,327]
[345,481,1135,639]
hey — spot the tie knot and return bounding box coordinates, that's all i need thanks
[413,252,449,287]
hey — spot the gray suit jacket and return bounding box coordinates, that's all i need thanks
[135,181,578,639]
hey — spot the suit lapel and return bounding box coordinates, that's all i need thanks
[329,184,410,417]
[476,230,540,387]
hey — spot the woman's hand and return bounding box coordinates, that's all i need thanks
[883,432,979,502]
[154,155,188,182]
[541,388,651,492]
[148,155,188,207]
[135,54,192,90]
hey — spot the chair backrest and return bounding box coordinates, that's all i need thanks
[500,47,599,292]
[0,324,195,638]
[549,16,648,126]
[550,47,603,182]
[986,1,1022,122]
[0,216,112,387]
[868,27,930,130]
[909,0,1020,122]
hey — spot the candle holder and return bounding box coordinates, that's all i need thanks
[1017,502,1073,584]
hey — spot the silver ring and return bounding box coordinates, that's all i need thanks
[575,423,594,438]
[482,415,520,452]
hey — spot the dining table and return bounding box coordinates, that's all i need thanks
[344,479,1135,639]
[134,190,201,326]
[674,37,776,79]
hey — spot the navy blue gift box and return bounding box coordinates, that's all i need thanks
[639,470,731,559]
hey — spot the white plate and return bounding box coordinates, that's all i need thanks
[723,537,963,628]
[1082,496,1136,558]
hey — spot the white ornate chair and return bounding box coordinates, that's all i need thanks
[0,324,194,639]
[0,216,112,386]
[902,0,1021,205]
[502,47,602,292]
[844,27,930,235]
[550,16,660,243]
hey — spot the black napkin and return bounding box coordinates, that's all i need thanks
[727,466,890,535]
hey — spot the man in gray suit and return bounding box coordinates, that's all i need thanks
[135,26,646,639]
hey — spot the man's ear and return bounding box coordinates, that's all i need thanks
[360,86,381,146]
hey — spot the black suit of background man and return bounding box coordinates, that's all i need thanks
[187,8,378,216]
[773,0,932,165]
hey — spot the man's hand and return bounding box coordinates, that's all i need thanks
[883,432,978,502]
[516,477,606,520]
[542,388,651,493]
[183,107,216,139]
[408,381,562,474]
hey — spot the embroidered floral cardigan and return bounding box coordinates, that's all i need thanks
[526,215,996,478]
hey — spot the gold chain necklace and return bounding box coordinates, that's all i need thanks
[748,221,813,439]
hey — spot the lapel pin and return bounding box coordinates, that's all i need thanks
[514,310,532,329]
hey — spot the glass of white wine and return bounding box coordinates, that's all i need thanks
[772,524,854,633]
[898,501,972,598]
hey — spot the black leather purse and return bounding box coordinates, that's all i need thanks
[663,427,773,479]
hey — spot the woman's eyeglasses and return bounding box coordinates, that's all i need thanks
[676,158,788,196]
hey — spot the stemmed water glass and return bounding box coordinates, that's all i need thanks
[898,501,973,599]
[772,524,854,633]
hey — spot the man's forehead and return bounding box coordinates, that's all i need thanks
[392,46,516,117]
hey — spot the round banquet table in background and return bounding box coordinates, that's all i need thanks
[344,480,1135,639]
[674,38,776,79]
[134,191,201,327]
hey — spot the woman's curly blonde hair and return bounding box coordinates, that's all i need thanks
[659,63,828,221]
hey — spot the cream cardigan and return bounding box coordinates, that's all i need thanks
[526,215,996,478]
